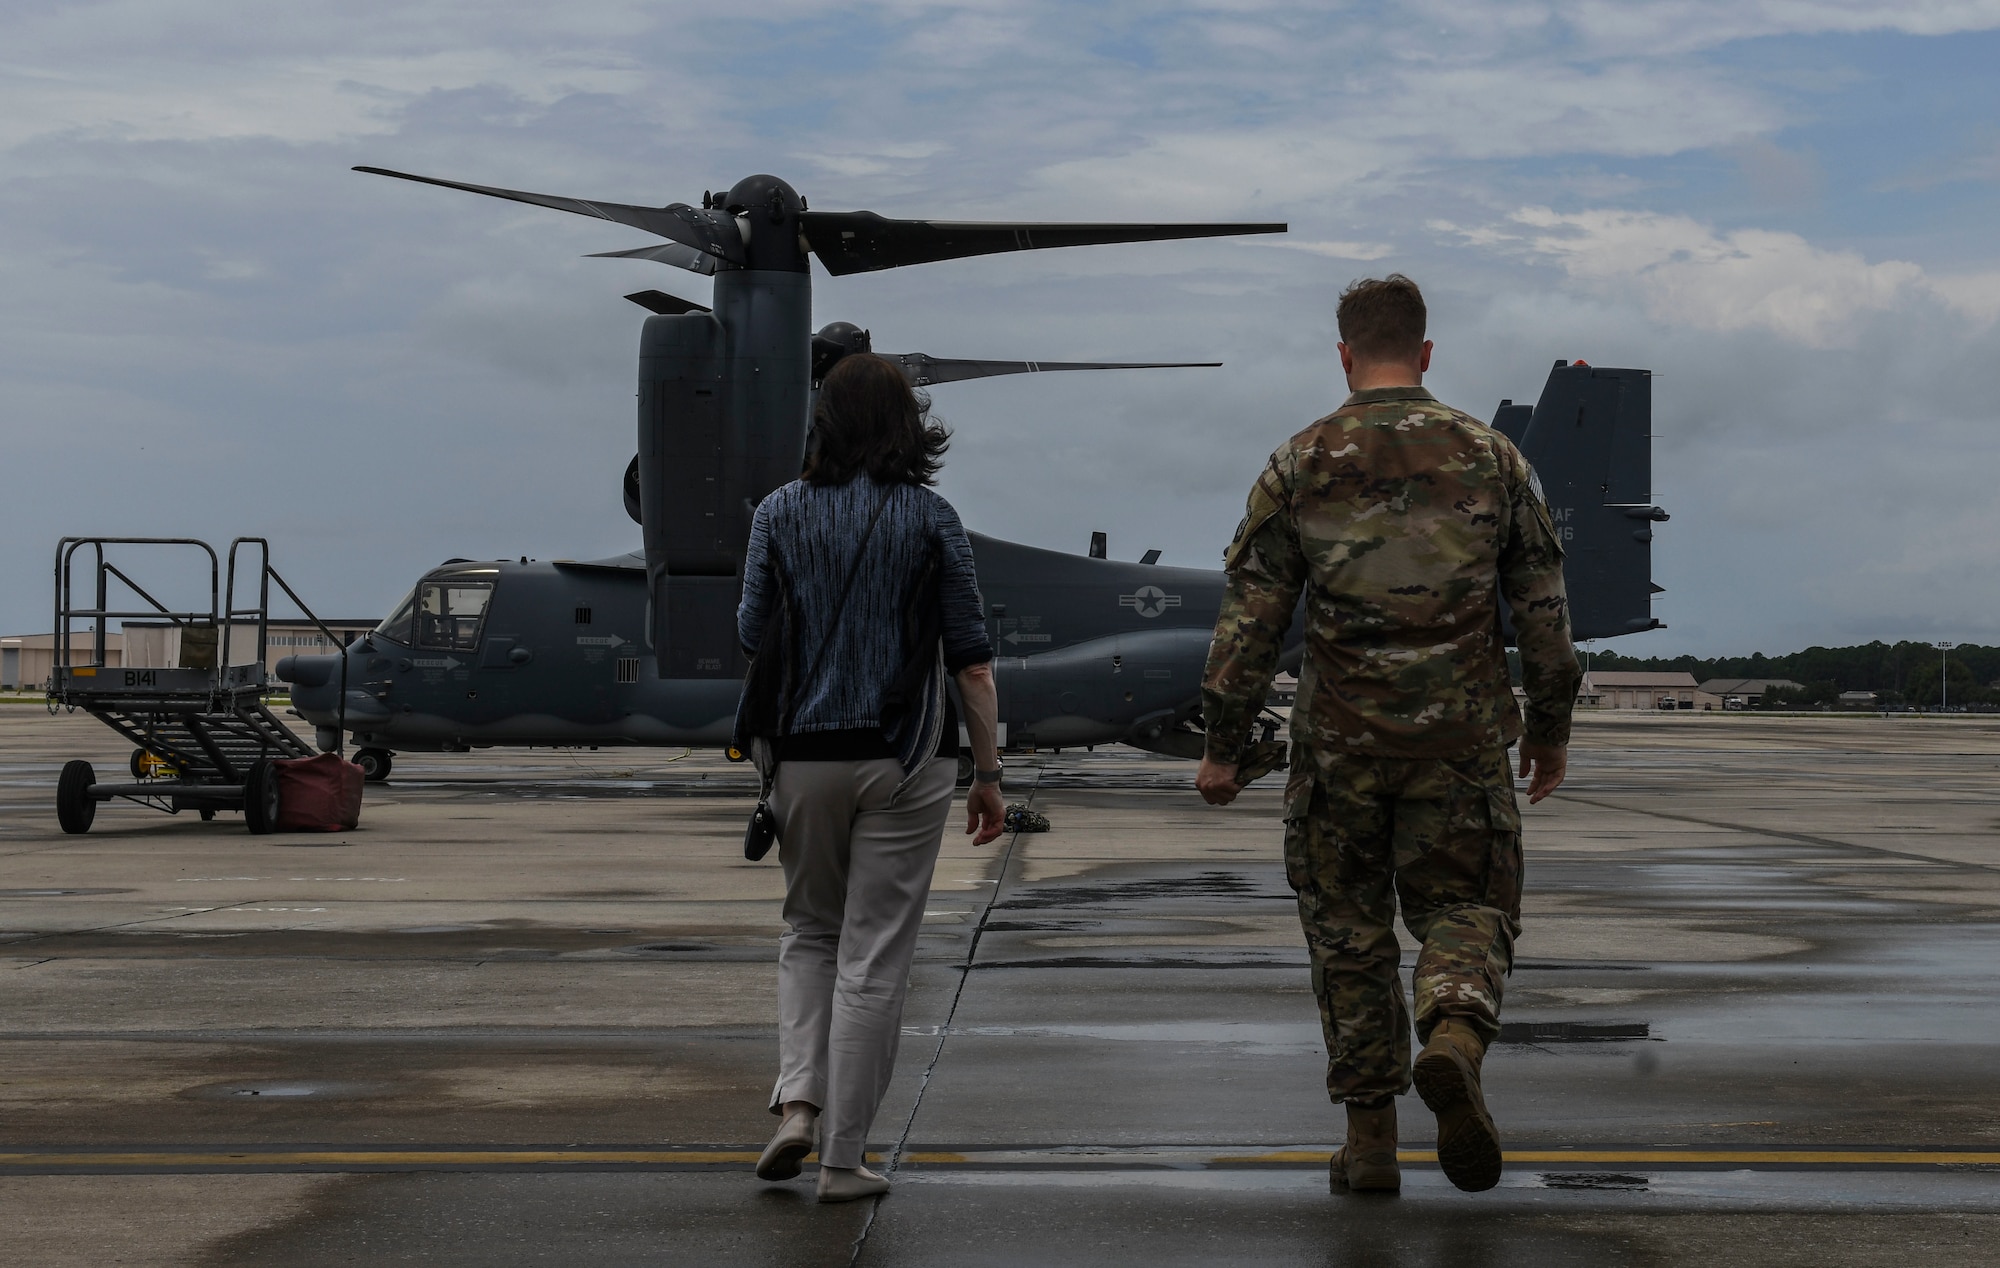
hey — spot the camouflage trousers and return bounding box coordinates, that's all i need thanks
[1282,745,1523,1104]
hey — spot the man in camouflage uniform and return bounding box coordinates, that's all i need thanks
[1197,274,1579,1195]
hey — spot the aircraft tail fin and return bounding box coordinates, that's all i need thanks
[1501,361,1665,642]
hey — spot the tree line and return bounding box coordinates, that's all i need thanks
[1582,640,2000,709]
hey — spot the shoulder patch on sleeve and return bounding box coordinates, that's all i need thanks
[1224,457,1289,570]
[1519,461,1563,558]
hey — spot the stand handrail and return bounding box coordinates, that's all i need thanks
[52,538,219,676]
[50,538,346,758]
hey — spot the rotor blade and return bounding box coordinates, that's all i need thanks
[799,211,1284,276]
[353,166,745,267]
[588,241,721,277]
[624,290,710,315]
[886,354,1221,387]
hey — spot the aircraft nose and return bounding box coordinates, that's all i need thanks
[275,654,338,688]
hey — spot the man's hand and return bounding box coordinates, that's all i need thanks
[1518,740,1568,804]
[1196,756,1245,806]
[965,781,1005,845]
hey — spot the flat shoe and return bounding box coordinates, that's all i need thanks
[755,1111,817,1182]
[817,1164,889,1203]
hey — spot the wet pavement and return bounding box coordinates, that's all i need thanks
[1,707,1997,1264]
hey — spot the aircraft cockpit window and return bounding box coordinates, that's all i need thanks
[415,581,495,651]
[375,589,417,646]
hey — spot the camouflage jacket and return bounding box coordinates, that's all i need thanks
[1202,385,1580,763]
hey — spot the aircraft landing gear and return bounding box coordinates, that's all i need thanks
[353,748,393,782]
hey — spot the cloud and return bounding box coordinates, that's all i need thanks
[1727,138,1823,209]
[1024,60,1778,219]
[1532,0,2000,55]
[1452,207,2000,346]
[0,45,649,147]
[1259,240,1396,261]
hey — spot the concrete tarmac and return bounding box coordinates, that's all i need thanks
[1,707,1997,1265]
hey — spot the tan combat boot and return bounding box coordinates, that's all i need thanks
[1328,1100,1401,1193]
[1413,1018,1502,1192]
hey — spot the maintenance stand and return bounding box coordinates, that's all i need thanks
[47,537,350,834]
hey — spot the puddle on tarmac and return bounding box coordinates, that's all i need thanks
[994,872,1287,911]
[1497,1021,1652,1045]
[1514,962,1650,972]
[1541,1172,1650,1191]
[182,1079,390,1102]
[927,1018,1655,1049]
[969,954,1300,970]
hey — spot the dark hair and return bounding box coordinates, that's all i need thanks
[803,353,950,486]
[1336,273,1427,361]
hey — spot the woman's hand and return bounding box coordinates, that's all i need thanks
[954,661,1006,844]
[966,780,1005,845]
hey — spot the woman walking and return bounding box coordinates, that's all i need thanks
[736,353,1006,1203]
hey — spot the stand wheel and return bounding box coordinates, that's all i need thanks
[243,760,282,835]
[57,760,96,834]
[956,751,975,788]
[199,807,217,822]
[353,748,393,782]
[130,747,179,779]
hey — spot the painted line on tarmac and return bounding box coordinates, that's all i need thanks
[2,1146,1998,1174]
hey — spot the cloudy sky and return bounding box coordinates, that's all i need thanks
[4,1,1998,655]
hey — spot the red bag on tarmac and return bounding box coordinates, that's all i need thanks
[272,752,364,832]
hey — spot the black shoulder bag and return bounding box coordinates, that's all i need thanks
[741,487,892,861]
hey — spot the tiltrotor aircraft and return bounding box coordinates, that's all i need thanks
[280,169,1665,780]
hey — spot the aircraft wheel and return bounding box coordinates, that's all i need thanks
[57,760,97,834]
[956,752,975,787]
[353,748,392,782]
[243,760,282,835]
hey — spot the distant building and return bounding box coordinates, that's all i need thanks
[1,632,126,690]
[124,619,377,680]
[3,619,373,691]
[1837,690,1879,709]
[1695,678,1806,710]
[1582,671,1698,709]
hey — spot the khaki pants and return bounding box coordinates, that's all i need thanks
[768,756,955,1168]
[1283,746,1523,1104]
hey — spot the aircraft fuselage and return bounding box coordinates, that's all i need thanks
[282,532,1254,756]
